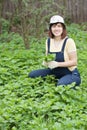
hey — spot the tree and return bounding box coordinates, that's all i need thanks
[0,0,66,49]
[13,0,61,49]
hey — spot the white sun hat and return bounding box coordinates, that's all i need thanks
[50,15,64,24]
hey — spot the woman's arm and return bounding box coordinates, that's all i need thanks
[58,51,77,67]
[47,51,77,69]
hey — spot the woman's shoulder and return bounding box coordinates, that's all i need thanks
[67,37,75,43]
[65,37,76,51]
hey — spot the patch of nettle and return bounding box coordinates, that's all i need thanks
[0,24,87,130]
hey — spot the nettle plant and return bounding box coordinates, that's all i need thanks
[0,25,87,130]
[43,54,56,62]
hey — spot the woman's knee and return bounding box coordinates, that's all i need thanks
[57,74,74,86]
[28,71,36,78]
[57,75,81,86]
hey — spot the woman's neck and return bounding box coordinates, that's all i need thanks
[54,36,62,42]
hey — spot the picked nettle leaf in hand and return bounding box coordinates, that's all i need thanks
[43,54,55,62]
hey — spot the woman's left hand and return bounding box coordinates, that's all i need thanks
[48,61,59,69]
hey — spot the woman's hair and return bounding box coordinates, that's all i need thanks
[48,23,67,39]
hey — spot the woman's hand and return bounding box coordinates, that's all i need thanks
[42,61,48,67]
[48,61,59,69]
[42,60,58,69]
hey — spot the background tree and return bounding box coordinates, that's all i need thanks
[0,0,69,49]
[1,0,87,49]
[8,0,64,49]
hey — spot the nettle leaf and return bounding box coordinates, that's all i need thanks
[43,54,55,62]
[51,102,65,111]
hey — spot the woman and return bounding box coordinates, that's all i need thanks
[29,15,81,86]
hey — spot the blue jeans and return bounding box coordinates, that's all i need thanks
[28,68,81,86]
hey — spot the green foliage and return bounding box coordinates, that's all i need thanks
[0,0,68,49]
[43,54,55,62]
[79,22,87,31]
[0,32,24,44]
[0,24,87,130]
[0,18,10,32]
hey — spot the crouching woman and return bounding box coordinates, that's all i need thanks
[28,15,81,87]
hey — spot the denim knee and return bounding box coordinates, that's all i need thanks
[28,71,35,78]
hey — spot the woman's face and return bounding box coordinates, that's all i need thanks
[51,23,63,37]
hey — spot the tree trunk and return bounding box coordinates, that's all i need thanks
[18,0,30,49]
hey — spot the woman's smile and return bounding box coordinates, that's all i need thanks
[51,23,63,37]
